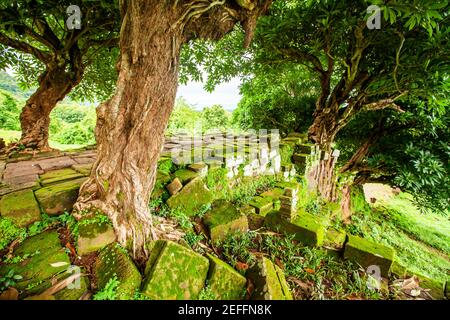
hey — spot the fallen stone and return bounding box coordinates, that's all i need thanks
[150,170,172,200]
[188,163,208,176]
[0,180,41,197]
[264,212,325,247]
[142,240,209,300]
[94,244,142,300]
[53,274,90,300]
[35,177,87,215]
[39,168,84,187]
[0,189,41,227]
[292,153,308,173]
[248,196,273,216]
[324,228,346,249]
[0,231,71,296]
[166,177,214,216]
[77,219,116,256]
[203,200,249,243]
[344,235,395,278]
[166,177,183,196]
[246,257,293,300]
[71,163,93,176]
[412,272,446,300]
[206,254,247,300]
[173,169,199,184]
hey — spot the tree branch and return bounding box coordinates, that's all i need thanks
[0,32,50,63]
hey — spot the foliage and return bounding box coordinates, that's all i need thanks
[0,269,23,292]
[0,91,20,131]
[0,0,120,103]
[0,217,27,251]
[198,284,216,300]
[201,104,231,131]
[93,276,120,301]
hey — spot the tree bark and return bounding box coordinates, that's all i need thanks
[19,67,78,150]
[74,0,272,260]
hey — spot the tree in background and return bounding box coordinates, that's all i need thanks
[0,92,21,131]
[0,0,119,150]
[202,104,230,131]
[74,0,273,260]
[183,0,449,201]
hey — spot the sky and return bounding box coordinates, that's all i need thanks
[176,78,242,111]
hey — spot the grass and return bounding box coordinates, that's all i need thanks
[0,129,86,151]
[346,185,450,283]
[216,231,387,300]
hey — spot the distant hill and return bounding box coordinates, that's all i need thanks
[0,71,36,99]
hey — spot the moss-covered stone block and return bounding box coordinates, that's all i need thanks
[173,169,199,185]
[292,153,308,173]
[344,235,394,278]
[0,189,41,227]
[39,168,84,186]
[0,231,71,295]
[246,257,292,300]
[166,177,214,216]
[77,220,116,255]
[206,254,247,300]
[412,272,446,300]
[324,228,346,249]
[53,274,89,300]
[72,163,93,176]
[203,200,248,243]
[264,211,325,247]
[151,171,172,200]
[279,143,294,164]
[445,280,449,299]
[35,177,87,215]
[94,244,142,300]
[249,196,273,216]
[142,240,209,300]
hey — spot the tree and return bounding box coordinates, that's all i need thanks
[74,0,273,260]
[202,104,230,130]
[0,0,120,150]
[182,0,449,200]
[0,92,21,131]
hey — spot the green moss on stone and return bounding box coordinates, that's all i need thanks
[142,240,209,300]
[94,244,142,300]
[279,143,294,164]
[53,274,89,300]
[158,157,175,174]
[166,177,214,216]
[344,234,395,277]
[264,211,325,246]
[39,169,84,187]
[35,177,87,216]
[77,219,116,255]
[203,200,248,243]
[0,230,71,295]
[206,254,247,300]
[324,228,346,249]
[173,169,199,185]
[248,196,273,216]
[0,189,41,227]
[246,257,292,300]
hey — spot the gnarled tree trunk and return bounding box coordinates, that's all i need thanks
[74,0,272,260]
[19,67,78,150]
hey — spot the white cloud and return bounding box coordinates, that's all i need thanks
[176,78,241,111]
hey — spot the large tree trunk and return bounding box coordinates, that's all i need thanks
[74,0,271,260]
[19,67,77,150]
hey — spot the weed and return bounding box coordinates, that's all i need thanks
[93,276,120,300]
[0,270,23,291]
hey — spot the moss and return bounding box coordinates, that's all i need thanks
[274,264,293,300]
[264,211,325,247]
[142,240,209,300]
[248,196,273,216]
[0,230,71,295]
[324,228,347,249]
[279,143,294,164]
[77,219,116,255]
[173,169,199,185]
[413,272,446,300]
[297,143,316,155]
[0,189,41,227]
[206,254,247,300]
[246,257,292,300]
[203,200,249,243]
[35,177,87,216]
[54,275,89,300]
[166,177,214,216]
[94,244,142,300]
[72,164,93,176]
[39,169,84,186]
[344,234,395,277]
[150,171,171,200]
